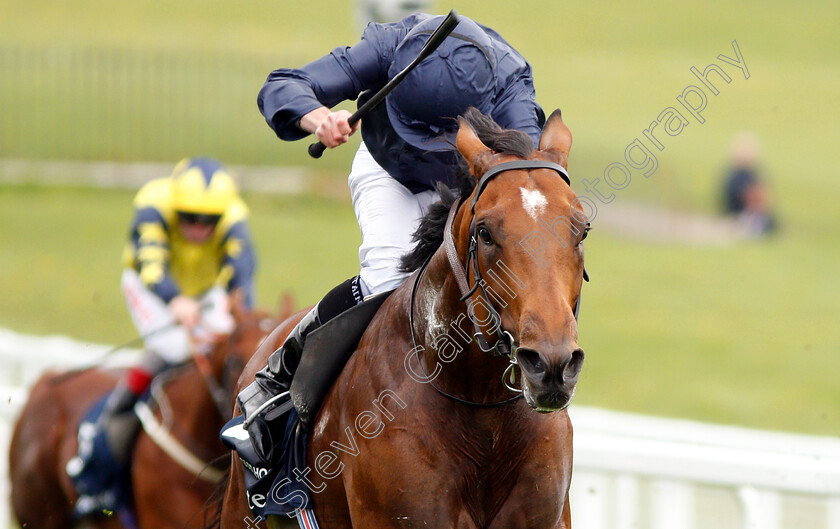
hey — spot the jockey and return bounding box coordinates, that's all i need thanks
[238,14,545,434]
[102,157,256,464]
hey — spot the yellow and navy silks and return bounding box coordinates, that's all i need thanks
[122,177,256,307]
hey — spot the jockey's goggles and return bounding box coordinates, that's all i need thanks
[177,211,221,227]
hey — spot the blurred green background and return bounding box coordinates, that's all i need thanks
[1,0,838,436]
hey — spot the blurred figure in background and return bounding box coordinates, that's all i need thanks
[355,0,433,33]
[721,132,777,236]
[71,157,256,474]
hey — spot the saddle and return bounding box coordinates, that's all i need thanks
[290,289,394,427]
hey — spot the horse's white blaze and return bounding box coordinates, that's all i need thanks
[520,187,548,220]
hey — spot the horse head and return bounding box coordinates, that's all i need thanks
[453,108,587,412]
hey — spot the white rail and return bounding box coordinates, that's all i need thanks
[1,328,839,529]
[0,328,140,529]
[569,407,840,529]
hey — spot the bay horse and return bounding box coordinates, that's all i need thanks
[9,297,279,529]
[220,107,587,529]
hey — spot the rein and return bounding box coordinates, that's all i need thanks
[193,317,265,420]
[408,159,575,408]
[140,323,254,481]
[135,400,225,483]
[193,350,234,419]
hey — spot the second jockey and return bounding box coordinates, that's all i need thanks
[99,157,256,466]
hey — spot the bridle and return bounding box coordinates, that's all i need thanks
[193,350,236,419]
[135,323,260,483]
[409,159,585,407]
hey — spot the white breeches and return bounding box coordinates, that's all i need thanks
[348,142,441,296]
[121,269,234,363]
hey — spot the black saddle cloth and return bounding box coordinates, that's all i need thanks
[68,393,141,529]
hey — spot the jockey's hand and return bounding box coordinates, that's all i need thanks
[300,107,359,149]
[169,295,201,330]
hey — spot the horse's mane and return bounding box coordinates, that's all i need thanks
[399,107,535,272]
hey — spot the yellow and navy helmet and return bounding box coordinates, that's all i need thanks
[170,157,238,215]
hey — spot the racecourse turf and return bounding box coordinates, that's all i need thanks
[1,0,839,436]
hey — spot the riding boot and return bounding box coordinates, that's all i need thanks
[66,353,170,514]
[236,276,365,462]
[98,379,144,466]
[236,304,320,422]
[98,352,167,465]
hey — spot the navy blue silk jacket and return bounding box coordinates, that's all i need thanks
[258,14,545,193]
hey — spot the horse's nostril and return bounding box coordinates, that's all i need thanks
[516,348,545,377]
[563,348,585,382]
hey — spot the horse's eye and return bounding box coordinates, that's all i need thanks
[477,225,494,245]
[579,226,590,244]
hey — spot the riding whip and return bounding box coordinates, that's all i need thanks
[308,9,460,158]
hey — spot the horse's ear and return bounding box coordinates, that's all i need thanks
[539,109,573,168]
[277,290,296,322]
[456,117,492,178]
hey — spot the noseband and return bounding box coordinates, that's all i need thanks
[409,159,583,407]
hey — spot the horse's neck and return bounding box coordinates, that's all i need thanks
[413,250,515,406]
[157,367,226,456]
[409,258,537,505]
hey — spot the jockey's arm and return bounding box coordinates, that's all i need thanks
[130,206,181,303]
[257,19,411,143]
[218,209,257,308]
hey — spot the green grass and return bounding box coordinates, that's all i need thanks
[581,230,840,435]
[0,0,367,172]
[1,0,839,436]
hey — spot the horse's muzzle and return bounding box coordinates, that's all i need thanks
[516,347,584,411]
